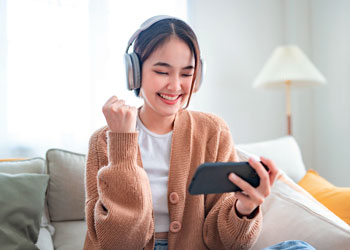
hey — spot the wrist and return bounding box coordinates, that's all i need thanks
[235,200,259,219]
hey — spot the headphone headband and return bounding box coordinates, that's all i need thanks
[125,15,178,53]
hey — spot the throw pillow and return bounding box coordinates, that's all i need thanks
[0,173,49,250]
[298,169,350,224]
[0,158,54,235]
[46,148,86,221]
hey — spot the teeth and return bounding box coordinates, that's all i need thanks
[159,94,179,101]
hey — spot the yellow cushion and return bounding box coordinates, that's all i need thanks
[298,169,350,224]
[0,158,27,162]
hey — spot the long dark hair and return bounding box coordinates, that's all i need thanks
[133,18,200,108]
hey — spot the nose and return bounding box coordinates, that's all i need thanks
[167,73,182,91]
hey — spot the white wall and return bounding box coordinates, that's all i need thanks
[188,0,286,142]
[0,1,7,147]
[187,0,350,186]
[311,0,350,186]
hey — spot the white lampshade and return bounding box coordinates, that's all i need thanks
[253,45,327,88]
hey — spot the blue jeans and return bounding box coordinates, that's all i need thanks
[261,240,316,250]
[153,239,316,250]
[154,239,168,250]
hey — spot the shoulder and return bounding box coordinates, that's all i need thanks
[185,110,230,132]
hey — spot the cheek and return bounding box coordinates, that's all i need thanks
[142,71,165,88]
[183,78,193,93]
[141,74,158,93]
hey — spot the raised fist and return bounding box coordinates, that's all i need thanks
[102,96,137,133]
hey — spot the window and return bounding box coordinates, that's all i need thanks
[0,0,187,158]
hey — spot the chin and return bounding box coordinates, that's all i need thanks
[157,106,182,117]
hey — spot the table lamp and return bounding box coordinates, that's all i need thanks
[253,45,326,135]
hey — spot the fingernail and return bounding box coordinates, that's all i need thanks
[230,173,237,179]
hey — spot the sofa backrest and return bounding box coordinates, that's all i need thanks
[236,136,307,183]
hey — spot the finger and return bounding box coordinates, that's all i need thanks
[234,191,251,204]
[228,173,256,196]
[248,158,270,189]
[103,96,117,112]
[105,95,118,106]
[260,156,279,186]
[110,100,126,111]
[229,172,265,206]
[129,106,138,113]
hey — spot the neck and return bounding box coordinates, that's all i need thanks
[139,106,176,134]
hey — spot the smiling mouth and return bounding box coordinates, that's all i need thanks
[157,93,182,101]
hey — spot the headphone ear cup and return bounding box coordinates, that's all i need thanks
[124,52,141,90]
[130,53,141,89]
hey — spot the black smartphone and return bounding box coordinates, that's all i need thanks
[188,161,269,195]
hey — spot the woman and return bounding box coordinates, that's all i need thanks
[83,16,315,250]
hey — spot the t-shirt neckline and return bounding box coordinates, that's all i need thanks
[136,115,173,138]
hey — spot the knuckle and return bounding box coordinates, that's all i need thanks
[256,196,264,204]
[111,105,118,113]
[266,158,275,167]
[125,110,132,117]
[263,186,271,197]
[260,174,269,183]
[118,107,126,115]
[244,184,254,194]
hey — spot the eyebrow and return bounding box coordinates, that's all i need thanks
[153,61,194,70]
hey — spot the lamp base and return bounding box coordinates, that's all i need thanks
[287,114,292,135]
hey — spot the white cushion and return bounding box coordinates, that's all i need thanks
[236,148,350,250]
[237,136,306,182]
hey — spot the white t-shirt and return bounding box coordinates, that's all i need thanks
[136,115,172,233]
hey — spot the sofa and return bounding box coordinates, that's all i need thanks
[0,136,349,250]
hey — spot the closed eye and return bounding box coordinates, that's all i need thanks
[154,71,168,75]
[182,74,193,77]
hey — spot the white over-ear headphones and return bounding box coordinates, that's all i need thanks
[124,15,205,95]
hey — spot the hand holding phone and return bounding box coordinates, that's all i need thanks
[188,161,269,195]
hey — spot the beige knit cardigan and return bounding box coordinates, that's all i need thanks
[83,109,262,250]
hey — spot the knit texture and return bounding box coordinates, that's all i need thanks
[83,109,262,250]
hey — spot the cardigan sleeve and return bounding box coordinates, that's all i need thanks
[83,129,154,250]
[203,125,262,250]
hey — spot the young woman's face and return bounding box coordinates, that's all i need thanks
[140,36,195,118]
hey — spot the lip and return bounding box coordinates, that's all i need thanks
[157,93,182,105]
[158,93,182,97]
